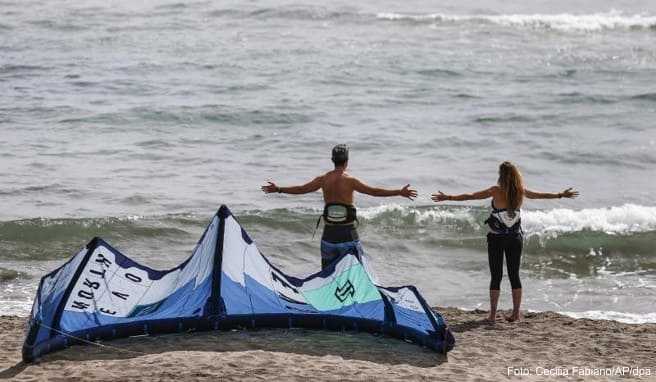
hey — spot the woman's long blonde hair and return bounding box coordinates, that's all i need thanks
[498,161,524,215]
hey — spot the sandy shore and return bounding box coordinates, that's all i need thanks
[1,308,654,381]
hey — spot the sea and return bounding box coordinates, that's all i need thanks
[1,0,655,323]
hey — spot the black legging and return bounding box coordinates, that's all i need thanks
[487,233,523,290]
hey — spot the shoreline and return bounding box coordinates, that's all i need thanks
[457,307,656,325]
[1,308,654,381]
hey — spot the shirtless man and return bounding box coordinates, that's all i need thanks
[261,144,417,269]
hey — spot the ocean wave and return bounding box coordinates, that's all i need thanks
[206,6,357,21]
[357,204,656,276]
[133,106,312,126]
[0,64,51,74]
[415,68,462,77]
[358,204,482,227]
[536,149,655,170]
[0,217,190,260]
[27,19,90,32]
[522,205,656,236]
[0,267,21,282]
[474,114,535,124]
[203,7,656,32]
[0,183,87,197]
[358,204,656,264]
[555,92,619,105]
[376,11,656,32]
[3,204,655,239]
[1,204,654,262]
[631,93,656,102]
[359,203,656,236]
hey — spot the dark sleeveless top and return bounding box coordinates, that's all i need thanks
[484,200,522,235]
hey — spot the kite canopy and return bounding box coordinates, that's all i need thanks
[23,205,454,362]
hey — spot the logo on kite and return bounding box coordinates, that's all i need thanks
[334,280,355,302]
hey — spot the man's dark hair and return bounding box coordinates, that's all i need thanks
[331,144,349,167]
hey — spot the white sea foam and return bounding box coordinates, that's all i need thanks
[559,310,656,324]
[522,204,656,235]
[376,10,656,32]
[359,204,480,226]
[458,307,656,323]
[359,204,656,236]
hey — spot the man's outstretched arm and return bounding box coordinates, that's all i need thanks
[351,178,417,200]
[261,177,323,195]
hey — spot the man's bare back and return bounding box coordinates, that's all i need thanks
[321,169,355,204]
[262,144,416,204]
[260,144,416,270]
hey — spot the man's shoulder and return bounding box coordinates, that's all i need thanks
[340,172,357,183]
[321,170,353,178]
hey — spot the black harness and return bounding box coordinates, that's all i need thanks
[313,203,358,238]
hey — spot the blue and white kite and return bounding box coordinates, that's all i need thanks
[22,206,455,362]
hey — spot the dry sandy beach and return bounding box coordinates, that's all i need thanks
[1,308,654,381]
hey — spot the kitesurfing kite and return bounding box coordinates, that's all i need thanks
[22,206,455,362]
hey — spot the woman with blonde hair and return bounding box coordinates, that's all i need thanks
[432,161,578,322]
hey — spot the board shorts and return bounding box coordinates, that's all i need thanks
[320,224,361,270]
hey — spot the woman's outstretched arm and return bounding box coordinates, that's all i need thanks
[525,187,579,199]
[432,187,494,202]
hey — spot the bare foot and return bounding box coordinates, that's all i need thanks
[485,313,496,323]
[505,313,521,322]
